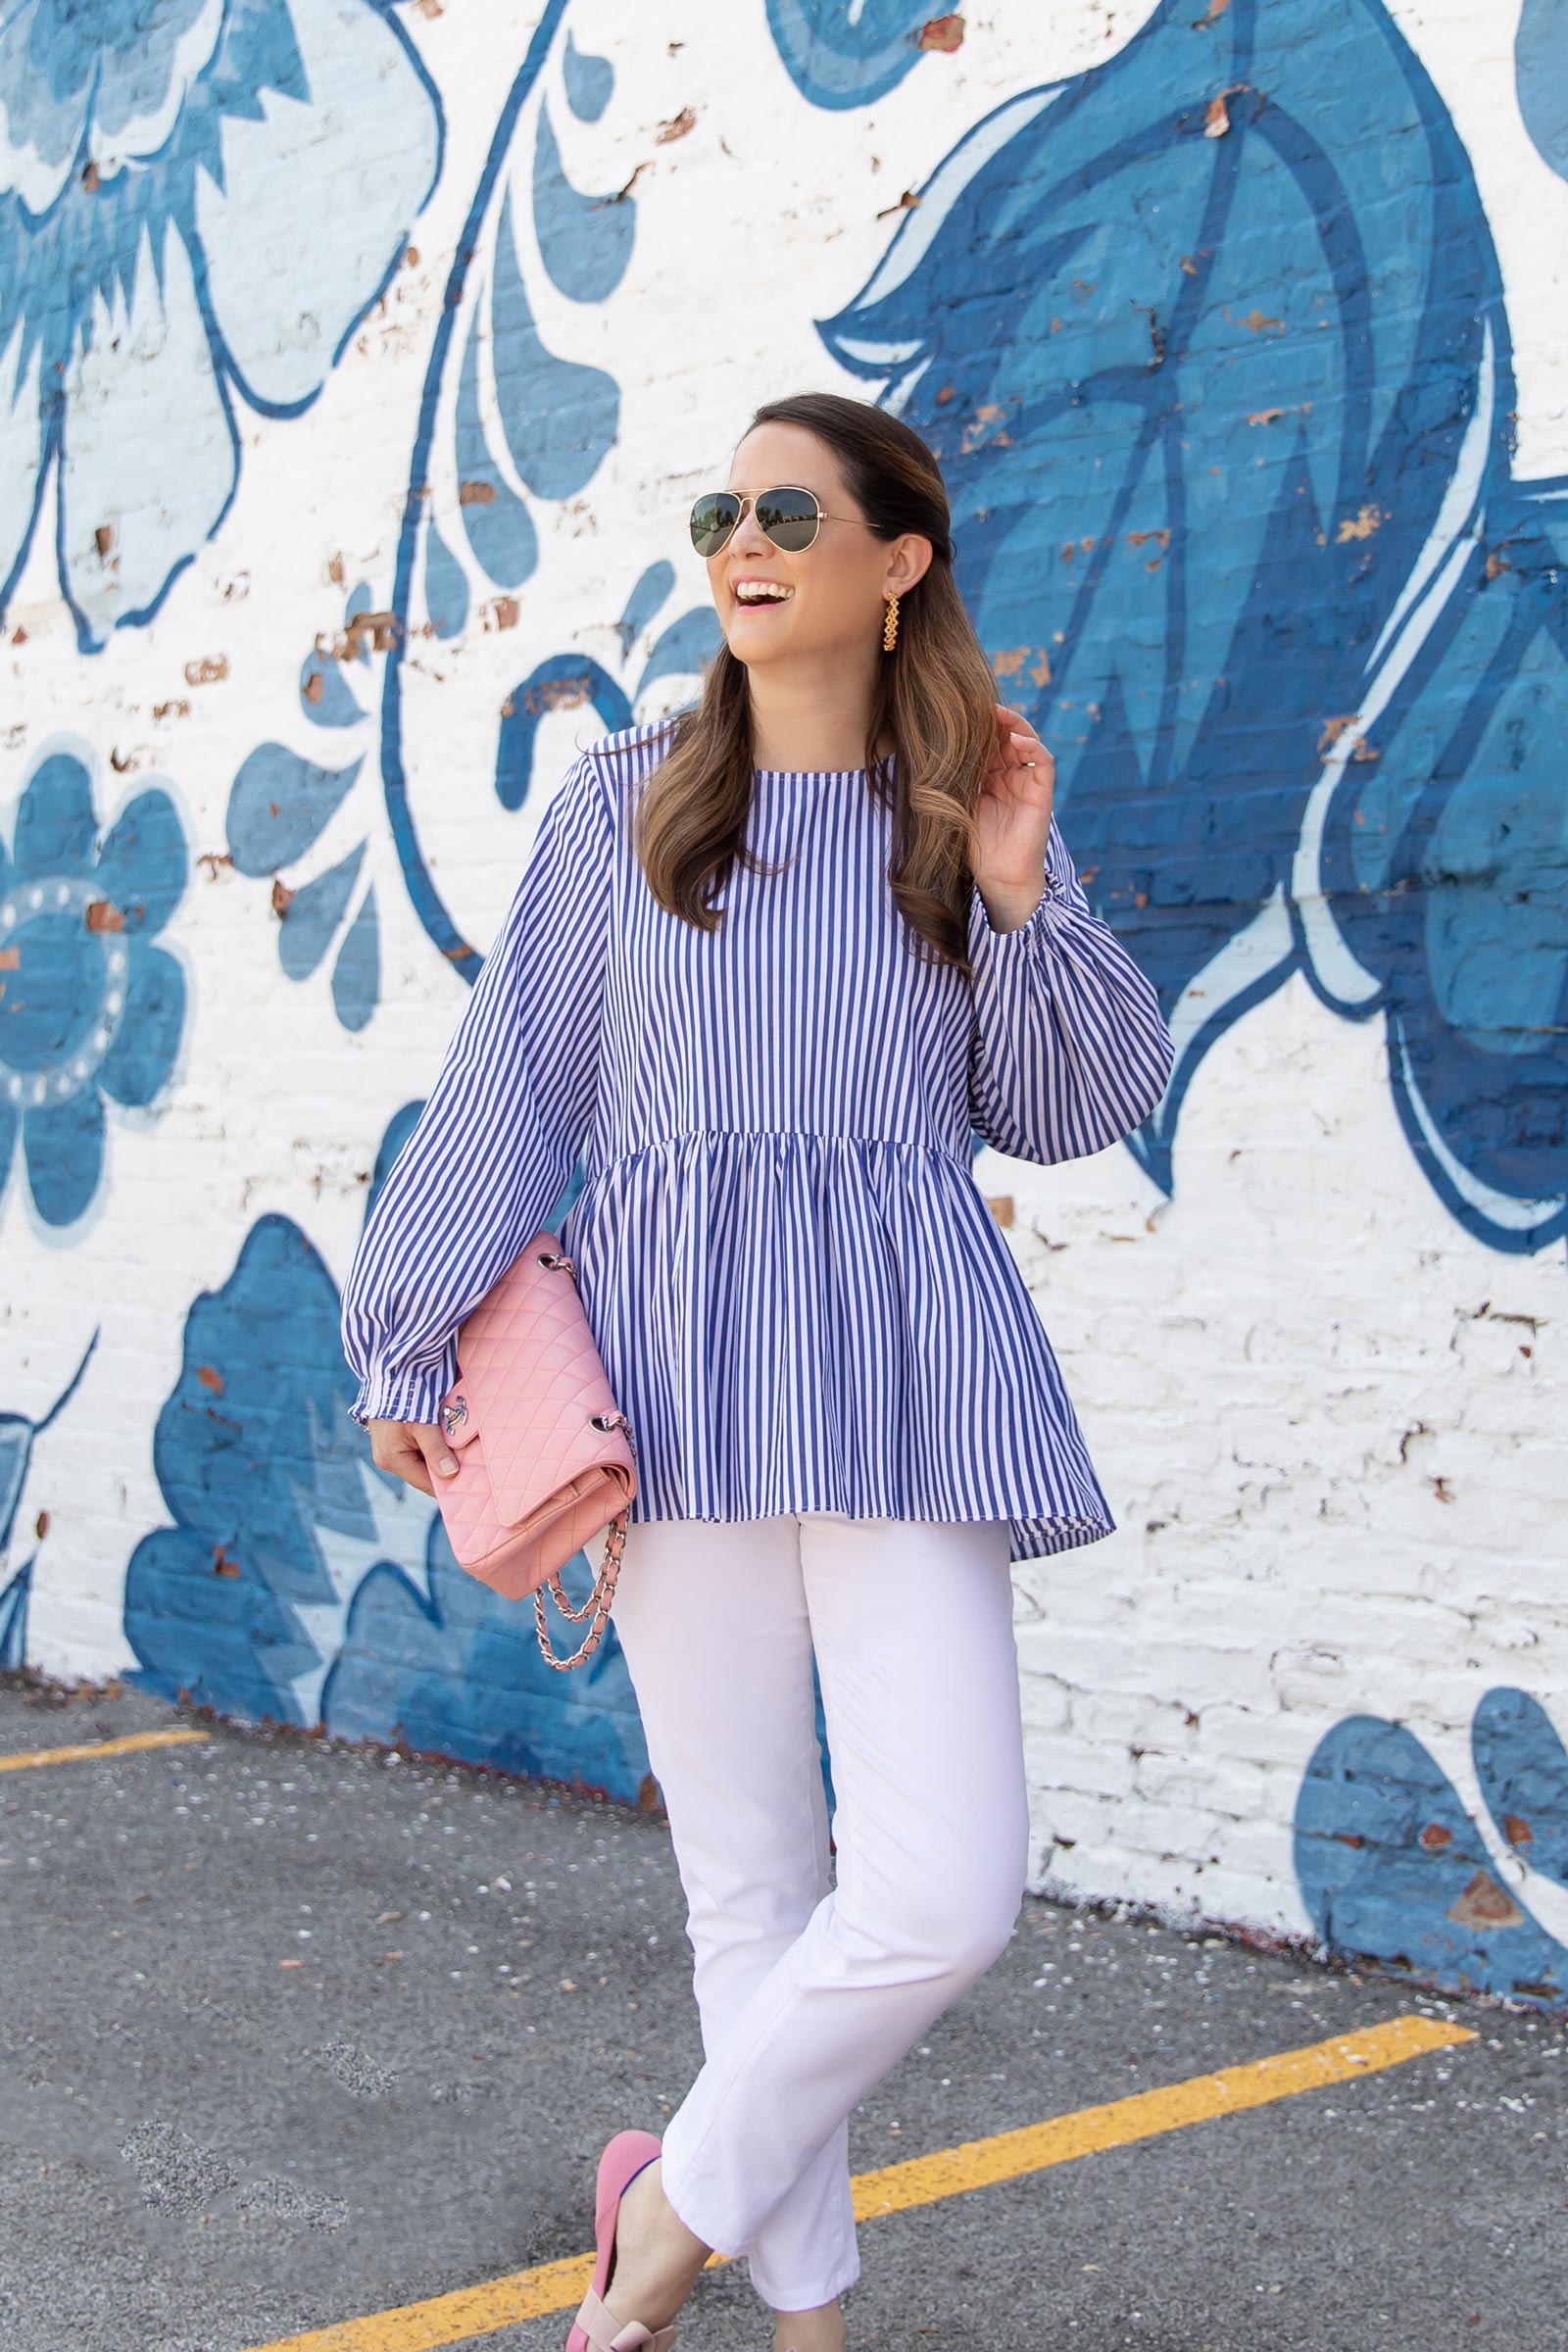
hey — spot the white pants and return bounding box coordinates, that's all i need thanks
[587,1508,1031,2312]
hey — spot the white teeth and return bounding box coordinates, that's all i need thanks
[734,583,793,603]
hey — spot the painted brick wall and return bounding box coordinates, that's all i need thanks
[2,0,1564,2005]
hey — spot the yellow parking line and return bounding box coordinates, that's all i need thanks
[850,2010,1470,2216]
[0,1726,211,1772]
[240,2012,1474,2352]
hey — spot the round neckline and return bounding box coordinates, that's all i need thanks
[752,755,895,781]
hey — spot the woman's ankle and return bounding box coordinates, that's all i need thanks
[770,2296,846,2352]
[603,2159,710,2328]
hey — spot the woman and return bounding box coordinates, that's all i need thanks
[341,391,1174,2351]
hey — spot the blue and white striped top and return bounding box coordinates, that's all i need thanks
[341,718,1174,1561]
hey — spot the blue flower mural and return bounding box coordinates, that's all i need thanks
[1297,1690,1568,2008]
[122,1114,652,1800]
[820,0,1568,1254]
[0,746,188,1227]
[0,0,443,652]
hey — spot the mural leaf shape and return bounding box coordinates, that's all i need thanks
[323,1510,651,1802]
[277,846,367,985]
[124,1214,368,1727]
[1296,1711,1567,2007]
[330,882,379,1034]
[490,178,619,503]
[1473,1688,1568,1891]
[563,28,613,123]
[532,98,635,303]
[226,748,363,876]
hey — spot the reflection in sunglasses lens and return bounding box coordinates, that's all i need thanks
[690,492,742,556]
[754,489,819,551]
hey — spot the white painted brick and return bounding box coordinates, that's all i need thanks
[1025,1733,1139,1804]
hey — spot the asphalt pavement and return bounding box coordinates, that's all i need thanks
[1,1671,1560,2352]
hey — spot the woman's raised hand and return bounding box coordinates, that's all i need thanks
[368,1417,459,1496]
[970,702,1058,930]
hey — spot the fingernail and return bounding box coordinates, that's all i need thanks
[439,1455,458,1476]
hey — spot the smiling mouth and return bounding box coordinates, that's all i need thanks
[732,586,795,611]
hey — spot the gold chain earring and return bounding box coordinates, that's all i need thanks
[882,592,900,652]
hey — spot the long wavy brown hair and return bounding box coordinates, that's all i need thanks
[632,391,1002,977]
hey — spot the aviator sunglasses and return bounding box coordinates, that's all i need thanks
[689,483,879,559]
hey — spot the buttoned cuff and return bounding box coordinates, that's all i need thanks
[348,1356,455,1429]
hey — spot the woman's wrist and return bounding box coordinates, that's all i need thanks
[974,877,1047,934]
[971,840,1070,935]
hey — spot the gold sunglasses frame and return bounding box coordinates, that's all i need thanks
[690,482,880,558]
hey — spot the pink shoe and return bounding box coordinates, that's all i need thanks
[564,2129,680,2352]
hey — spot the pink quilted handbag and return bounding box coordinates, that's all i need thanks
[433,1229,637,1671]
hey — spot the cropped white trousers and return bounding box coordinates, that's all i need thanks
[588,1508,1032,2313]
